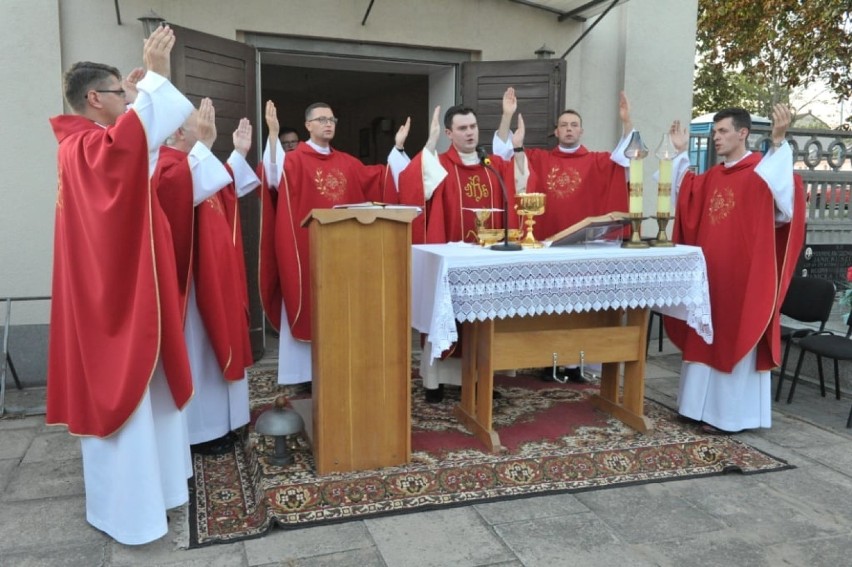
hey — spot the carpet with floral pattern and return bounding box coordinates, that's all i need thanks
[188,367,792,547]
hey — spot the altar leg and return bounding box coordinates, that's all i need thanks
[454,320,503,452]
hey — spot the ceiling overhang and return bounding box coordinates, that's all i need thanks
[506,0,629,22]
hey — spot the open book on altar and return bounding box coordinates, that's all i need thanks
[332,202,422,213]
[545,211,630,247]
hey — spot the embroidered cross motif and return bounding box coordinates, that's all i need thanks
[708,186,735,224]
[314,167,347,202]
[546,166,582,198]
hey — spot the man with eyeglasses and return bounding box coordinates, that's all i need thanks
[278,126,300,152]
[47,26,196,545]
[259,101,412,386]
[154,101,260,456]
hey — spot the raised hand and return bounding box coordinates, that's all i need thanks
[395,116,411,150]
[196,98,217,149]
[502,87,517,117]
[425,105,441,152]
[122,67,145,104]
[770,103,792,145]
[265,100,279,140]
[511,113,526,148]
[669,120,688,153]
[143,24,174,79]
[619,91,633,135]
[233,118,252,157]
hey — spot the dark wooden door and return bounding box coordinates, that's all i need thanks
[461,59,566,150]
[170,26,264,361]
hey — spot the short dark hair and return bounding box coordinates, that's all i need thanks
[305,102,331,120]
[713,107,751,133]
[279,127,299,137]
[63,61,121,113]
[444,105,477,129]
[556,109,583,127]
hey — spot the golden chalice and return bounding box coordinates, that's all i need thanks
[515,192,546,248]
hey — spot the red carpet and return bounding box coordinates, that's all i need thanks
[188,367,792,547]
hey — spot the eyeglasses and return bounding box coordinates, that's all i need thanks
[307,116,338,125]
[95,89,127,97]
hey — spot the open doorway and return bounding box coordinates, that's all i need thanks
[257,48,463,162]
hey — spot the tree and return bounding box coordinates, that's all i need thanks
[694,0,852,115]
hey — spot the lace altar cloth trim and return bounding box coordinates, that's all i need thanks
[429,253,712,355]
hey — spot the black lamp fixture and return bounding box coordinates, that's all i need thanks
[138,9,165,39]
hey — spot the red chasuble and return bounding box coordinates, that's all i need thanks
[47,113,193,437]
[398,146,519,244]
[153,151,253,380]
[524,146,628,239]
[153,146,195,315]
[193,168,253,379]
[258,142,392,340]
[664,154,806,373]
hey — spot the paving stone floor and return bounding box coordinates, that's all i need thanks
[2,337,852,566]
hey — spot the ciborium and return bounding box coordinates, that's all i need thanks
[515,192,546,248]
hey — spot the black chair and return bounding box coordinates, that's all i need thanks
[774,276,836,402]
[786,313,852,426]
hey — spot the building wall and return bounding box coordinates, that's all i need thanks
[1,0,698,383]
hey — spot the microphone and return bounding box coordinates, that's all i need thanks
[476,146,521,251]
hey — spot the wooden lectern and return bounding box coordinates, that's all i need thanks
[303,208,417,474]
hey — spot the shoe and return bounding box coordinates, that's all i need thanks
[699,423,738,435]
[492,389,503,400]
[563,367,588,384]
[191,434,235,455]
[424,384,444,403]
[676,414,701,425]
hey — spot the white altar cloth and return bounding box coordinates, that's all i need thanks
[412,242,713,360]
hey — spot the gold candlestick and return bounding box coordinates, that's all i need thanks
[622,212,649,248]
[651,213,674,247]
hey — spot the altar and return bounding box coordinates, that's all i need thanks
[412,243,713,451]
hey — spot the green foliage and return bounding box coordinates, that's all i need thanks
[694,0,852,115]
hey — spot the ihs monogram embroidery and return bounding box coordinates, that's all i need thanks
[204,196,224,215]
[314,167,347,202]
[463,174,490,202]
[545,166,581,198]
[708,186,735,224]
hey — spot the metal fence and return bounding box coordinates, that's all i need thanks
[692,125,852,244]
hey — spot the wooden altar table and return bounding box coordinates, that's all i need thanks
[412,243,713,452]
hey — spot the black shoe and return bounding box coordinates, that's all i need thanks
[191,434,235,456]
[424,384,444,403]
[492,389,503,400]
[563,367,588,384]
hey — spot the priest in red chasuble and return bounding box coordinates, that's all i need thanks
[259,101,411,385]
[47,26,196,545]
[493,88,633,240]
[154,104,260,456]
[664,105,805,434]
[492,88,634,384]
[397,103,524,402]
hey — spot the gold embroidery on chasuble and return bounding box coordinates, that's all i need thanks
[56,171,64,212]
[314,167,347,203]
[463,174,490,203]
[546,166,582,199]
[204,196,225,215]
[708,186,735,225]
